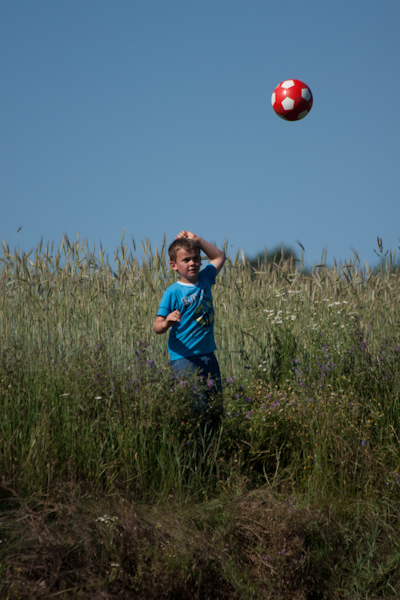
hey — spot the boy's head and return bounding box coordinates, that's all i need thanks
[168,238,200,263]
[168,238,201,283]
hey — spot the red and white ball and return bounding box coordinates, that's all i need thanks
[271,79,313,121]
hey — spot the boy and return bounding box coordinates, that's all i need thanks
[154,230,225,417]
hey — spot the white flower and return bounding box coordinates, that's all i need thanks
[96,514,118,524]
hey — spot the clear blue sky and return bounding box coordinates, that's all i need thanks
[1,0,399,268]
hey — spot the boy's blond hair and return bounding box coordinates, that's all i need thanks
[168,238,200,262]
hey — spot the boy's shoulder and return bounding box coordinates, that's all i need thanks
[162,280,182,296]
[199,263,217,280]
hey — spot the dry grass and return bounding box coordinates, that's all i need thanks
[1,483,354,600]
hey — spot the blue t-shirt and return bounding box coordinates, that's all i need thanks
[157,264,217,360]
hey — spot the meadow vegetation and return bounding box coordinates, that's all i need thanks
[0,234,399,599]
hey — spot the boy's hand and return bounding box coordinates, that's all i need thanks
[153,311,181,334]
[166,310,181,325]
[175,231,197,241]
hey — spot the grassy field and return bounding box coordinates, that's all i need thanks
[1,235,400,599]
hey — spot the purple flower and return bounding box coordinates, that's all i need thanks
[362,440,366,446]
[244,396,252,402]
[245,410,253,419]
[294,358,299,364]
[207,379,215,387]
[226,377,234,384]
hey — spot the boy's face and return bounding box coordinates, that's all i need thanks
[170,247,201,284]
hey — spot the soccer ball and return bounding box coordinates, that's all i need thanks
[271,79,313,121]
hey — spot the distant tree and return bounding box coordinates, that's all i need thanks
[248,244,299,270]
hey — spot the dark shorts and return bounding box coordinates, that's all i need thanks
[170,352,222,393]
[170,353,223,421]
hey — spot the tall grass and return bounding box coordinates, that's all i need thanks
[1,234,399,493]
[1,234,398,374]
[1,235,400,598]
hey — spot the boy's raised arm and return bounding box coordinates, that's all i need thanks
[175,231,225,274]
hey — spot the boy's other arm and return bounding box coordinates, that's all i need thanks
[153,311,181,334]
[175,231,226,274]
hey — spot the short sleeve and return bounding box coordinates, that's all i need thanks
[157,288,174,317]
[201,264,217,286]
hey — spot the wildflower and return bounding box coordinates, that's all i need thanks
[96,514,118,524]
[207,379,215,387]
[244,396,252,402]
[362,440,366,446]
[226,377,234,383]
[245,410,253,419]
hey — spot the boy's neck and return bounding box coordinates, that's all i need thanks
[178,274,199,285]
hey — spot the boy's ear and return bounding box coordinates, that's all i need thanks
[170,261,178,271]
